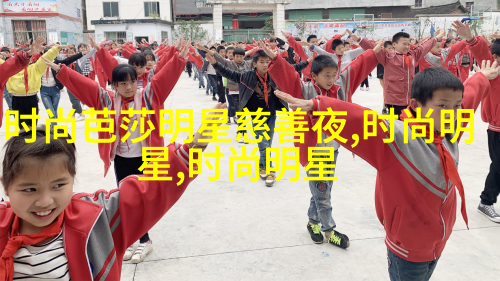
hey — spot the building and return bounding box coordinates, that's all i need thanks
[85,0,174,43]
[0,0,83,46]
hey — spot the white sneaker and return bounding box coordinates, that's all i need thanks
[360,87,365,91]
[123,245,134,261]
[76,114,85,122]
[131,242,153,264]
[366,87,370,91]
[259,168,268,180]
[237,135,248,144]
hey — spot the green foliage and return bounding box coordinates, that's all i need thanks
[264,16,273,30]
[173,20,208,41]
[295,16,307,40]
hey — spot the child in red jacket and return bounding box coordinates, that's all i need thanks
[266,40,384,248]
[352,30,445,118]
[453,21,500,223]
[0,101,224,280]
[42,39,190,264]
[275,61,499,280]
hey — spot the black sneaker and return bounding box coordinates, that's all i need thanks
[307,223,324,244]
[327,230,349,249]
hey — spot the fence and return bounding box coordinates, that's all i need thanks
[223,29,272,43]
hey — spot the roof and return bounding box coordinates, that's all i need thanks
[411,1,467,17]
[174,0,272,15]
[91,19,174,26]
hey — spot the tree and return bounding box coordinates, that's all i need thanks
[264,16,273,30]
[173,20,208,41]
[295,16,307,40]
[469,19,484,36]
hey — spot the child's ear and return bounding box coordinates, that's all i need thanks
[311,73,318,81]
[409,98,420,111]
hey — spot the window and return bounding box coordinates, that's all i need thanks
[103,2,119,17]
[104,31,126,43]
[415,0,422,8]
[466,2,474,11]
[144,2,160,17]
[12,20,46,45]
[161,31,168,42]
[381,13,392,18]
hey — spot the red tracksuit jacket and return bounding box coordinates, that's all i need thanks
[308,72,491,262]
[55,53,186,176]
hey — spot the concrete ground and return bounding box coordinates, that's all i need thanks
[1,68,499,281]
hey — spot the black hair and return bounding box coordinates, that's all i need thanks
[294,36,301,42]
[392,32,410,44]
[252,50,269,63]
[226,46,235,52]
[112,64,138,84]
[1,47,9,53]
[444,38,455,47]
[77,43,87,50]
[140,46,152,53]
[68,47,77,53]
[233,48,245,56]
[311,55,338,75]
[217,46,226,53]
[331,39,344,51]
[344,42,351,46]
[128,53,147,67]
[270,38,276,43]
[411,67,464,105]
[384,41,393,48]
[307,35,317,43]
[143,50,155,61]
[221,40,225,43]
[210,46,216,50]
[492,40,500,56]
[43,46,52,54]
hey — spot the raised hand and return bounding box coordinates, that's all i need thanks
[258,39,276,59]
[275,90,313,111]
[205,53,216,65]
[373,39,385,54]
[451,20,473,41]
[88,34,101,50]
[474,60,500,80]
[27,37,46,56]
[435,29,445,41]
[269,33,277,39]
[280,30,289,38]
[346,29,359,42]
[178,39,192,58]
[42,57,61,72]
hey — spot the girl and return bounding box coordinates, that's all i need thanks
[0,104,224,280]
[41,38,191,264]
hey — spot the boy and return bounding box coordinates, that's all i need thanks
[351,30,445,118]
[206,49,288,187]
[379,41,393,114]
[215,46,227,103]
[309,38,365,78]
[455,20,500,223]
[418,37,467,72]
[276,60,499,280]
[267,39,383,248]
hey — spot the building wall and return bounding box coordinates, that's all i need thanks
[57,0,83,19]
[285,0,413,9]
[94,22,172,42]
[86,0,172,31]
[420,0,497,10]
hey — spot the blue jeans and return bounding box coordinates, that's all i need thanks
[226,93,236,117]
[197,68,205,88]
[40,86,61,120]
[387,249,439,281]
[252,114,276,169]
[3,87,12,111]
[208,74,218,96]
[306,149,338,232]
[193,63,199,80]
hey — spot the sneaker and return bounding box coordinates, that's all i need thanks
[381,108,389,115]
[199,85,202,89]
[259,168,267,180]
[307,223,324,244]
[131,241,153,264]
[265,173,275,187]
[478,203,500,223]
[365,87,370,91]
[212,96,217,101]
[237,135,248,144]
[360,87,365,91]
[227,118,232,125]
[123,245,134,261]
[327,230,350,249]
[76,114,85,122]
[233,117,238,124]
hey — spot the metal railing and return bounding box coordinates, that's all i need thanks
[223,29,272,43]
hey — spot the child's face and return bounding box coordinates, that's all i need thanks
[67,49,76,56]
[312,66,337,90]
[146,56,155,69]
[132,64,147,77]
[226,50,234,59]
[334,45,345,56]
[393,38,411,54]
[6,156,73,235]
[344,43,351,50]
[218,49,226,57]
[105,45,110,50]
[253,57,270,74]
[308,38,318,45]
[114,78,138,97]
[270,42,277,49]
[234,54,244,64]
[431,42,442,54]
[410,89,463,133]
[384,45,394,52]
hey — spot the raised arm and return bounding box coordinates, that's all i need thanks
[409,37,438,63]
[268,55,304,99]
[95,47,119,83]
[441,40,467,65]
[0,51,31,86]
[55,52,83,66]
[311,45,336,60]
[285,33,309,61]
[212,61,241,83]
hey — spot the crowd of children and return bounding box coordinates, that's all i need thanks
[0,20,500,280]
